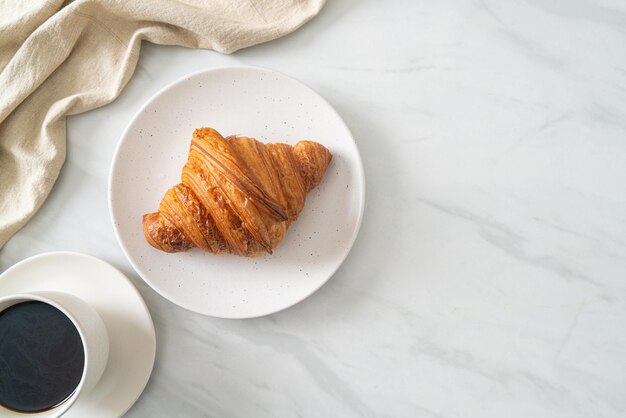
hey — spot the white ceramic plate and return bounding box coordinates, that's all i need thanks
[0,252,156,418]
[109,66,365,318]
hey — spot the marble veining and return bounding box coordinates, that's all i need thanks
[1,0,626,417]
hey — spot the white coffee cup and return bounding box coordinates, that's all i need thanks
[0,291,109,417]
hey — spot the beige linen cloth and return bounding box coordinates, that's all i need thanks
[0,0,324,248]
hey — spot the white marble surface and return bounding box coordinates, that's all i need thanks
[2,0,626,416]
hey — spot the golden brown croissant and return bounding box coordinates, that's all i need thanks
[142,127,332,256]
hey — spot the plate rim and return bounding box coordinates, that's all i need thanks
[0,251,156,417]
[108,65,366,319]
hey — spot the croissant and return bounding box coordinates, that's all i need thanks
[142,127,332,256]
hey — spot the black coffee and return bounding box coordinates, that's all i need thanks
[0,301,85,413]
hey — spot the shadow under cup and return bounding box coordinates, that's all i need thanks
[0,292,109,418]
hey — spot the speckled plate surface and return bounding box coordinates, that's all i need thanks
[109,66,365,318]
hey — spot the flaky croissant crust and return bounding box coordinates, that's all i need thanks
[143,127,332,256]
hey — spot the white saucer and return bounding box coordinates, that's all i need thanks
[0,252,156,418]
